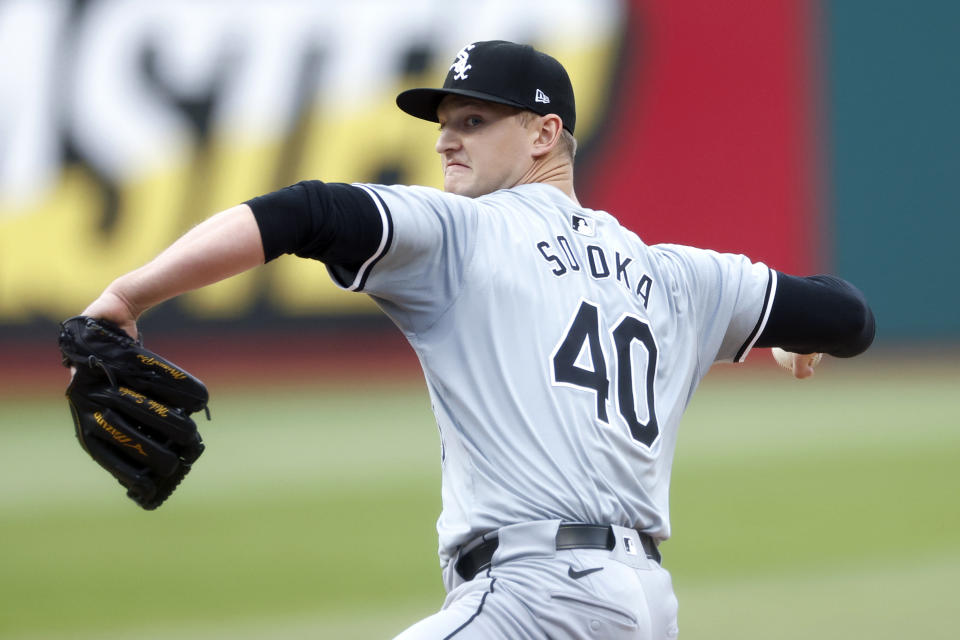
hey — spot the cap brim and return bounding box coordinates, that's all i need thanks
[396,87,530,123]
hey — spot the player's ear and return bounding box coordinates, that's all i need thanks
[530,114,563,159]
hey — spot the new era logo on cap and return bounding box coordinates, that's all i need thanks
[396,40,577,134]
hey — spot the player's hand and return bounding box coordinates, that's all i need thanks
[771,347,822,379]
[81,290,140,340]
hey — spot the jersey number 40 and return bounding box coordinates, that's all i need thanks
[552,300,660,448]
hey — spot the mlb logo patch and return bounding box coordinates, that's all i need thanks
[623,537,638,556]
[571,215,595,237]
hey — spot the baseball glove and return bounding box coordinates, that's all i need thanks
[58,316,210,509]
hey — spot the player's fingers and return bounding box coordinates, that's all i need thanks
[793,359,814,379]
[793,353,821,379]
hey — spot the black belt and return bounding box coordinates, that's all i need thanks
[455,523,661,581]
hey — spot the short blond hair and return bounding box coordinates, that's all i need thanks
[559,129,578,161]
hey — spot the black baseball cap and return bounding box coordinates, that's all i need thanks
[396,40,576,134]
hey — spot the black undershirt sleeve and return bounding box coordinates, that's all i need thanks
[245,180,385,270]
[755,273,876,357]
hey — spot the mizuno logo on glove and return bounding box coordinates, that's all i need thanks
[93,411,147,457]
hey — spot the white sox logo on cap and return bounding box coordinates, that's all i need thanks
[451,43,476,81]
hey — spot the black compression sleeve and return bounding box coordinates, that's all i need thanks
[755,273,876,357]
[245,181,385,269]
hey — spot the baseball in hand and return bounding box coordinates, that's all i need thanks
[772,348,822,378]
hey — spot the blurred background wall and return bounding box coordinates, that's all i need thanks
[1,0,957,353]
[823,1,960,341]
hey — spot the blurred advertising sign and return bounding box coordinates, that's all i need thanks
[0,0,626,327]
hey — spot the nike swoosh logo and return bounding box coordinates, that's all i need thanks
[567,566,604,580]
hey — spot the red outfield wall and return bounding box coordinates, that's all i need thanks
[584,0,818,275]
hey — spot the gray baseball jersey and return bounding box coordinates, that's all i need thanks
[327,182,774,569]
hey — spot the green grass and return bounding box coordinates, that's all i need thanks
[1,352,958,638]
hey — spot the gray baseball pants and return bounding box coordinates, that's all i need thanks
[393,520,680,639]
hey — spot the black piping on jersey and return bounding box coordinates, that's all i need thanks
[443,569,496,639]
[734,268,777,362]
[344,185,393,292]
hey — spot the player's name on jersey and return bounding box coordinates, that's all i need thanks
[536,236,654,308]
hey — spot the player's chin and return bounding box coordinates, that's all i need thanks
[444,177,480,198]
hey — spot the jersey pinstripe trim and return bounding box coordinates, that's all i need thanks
[343,185,393,292]
[734,268,777,362]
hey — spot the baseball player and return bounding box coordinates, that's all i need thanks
[77,41,875,638]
